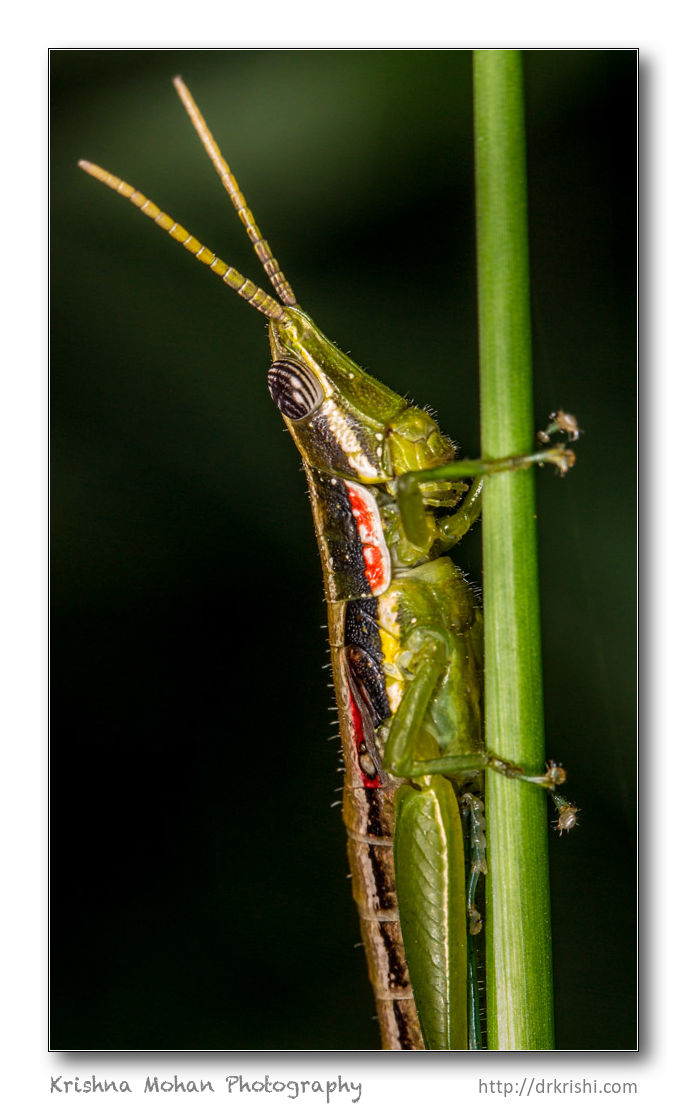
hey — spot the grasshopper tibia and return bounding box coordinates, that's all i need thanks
[461,792,487,936]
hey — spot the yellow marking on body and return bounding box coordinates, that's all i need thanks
[379,627,399,665]
[377,591,405,712]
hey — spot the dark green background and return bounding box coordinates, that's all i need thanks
[51,50,636,1050]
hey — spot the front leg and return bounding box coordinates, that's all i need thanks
[396,443,575,550]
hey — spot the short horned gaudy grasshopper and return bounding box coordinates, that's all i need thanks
[79,76,578,1050]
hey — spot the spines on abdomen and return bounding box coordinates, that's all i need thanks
[304,466,423,1048]
[328,600,424,1051]
[343,783,423,1050]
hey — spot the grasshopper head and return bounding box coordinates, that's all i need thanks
[267,307,454,489]
[79,79,454,491]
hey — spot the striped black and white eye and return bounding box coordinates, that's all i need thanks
[267,359,323,421]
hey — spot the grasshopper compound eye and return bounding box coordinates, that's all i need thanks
[268,359,323,421]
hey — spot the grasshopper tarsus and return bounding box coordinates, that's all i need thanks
[552,796,581,834]
[537,409,582,446]
[468,908,483,936]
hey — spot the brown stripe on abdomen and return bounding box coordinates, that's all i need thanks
[328,601,424,1050]
[344,786,423,1049]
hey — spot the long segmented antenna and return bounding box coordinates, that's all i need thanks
[173,76,297,308]
[77,160,287,322]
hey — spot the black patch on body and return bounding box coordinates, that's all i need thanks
[308,470,369,600]
[366,843,397,913]
[345,598,391,728]
[360,787,385,839]
[392,1000,417,1049]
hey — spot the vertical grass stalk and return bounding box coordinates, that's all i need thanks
[473,50,555,1049]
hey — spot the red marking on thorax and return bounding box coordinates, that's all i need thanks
[347,681,381,789]
[344,481,391,596]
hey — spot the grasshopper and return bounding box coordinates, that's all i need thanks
[79,77,578,1050]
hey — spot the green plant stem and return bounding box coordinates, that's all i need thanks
[473,50,555,1049]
